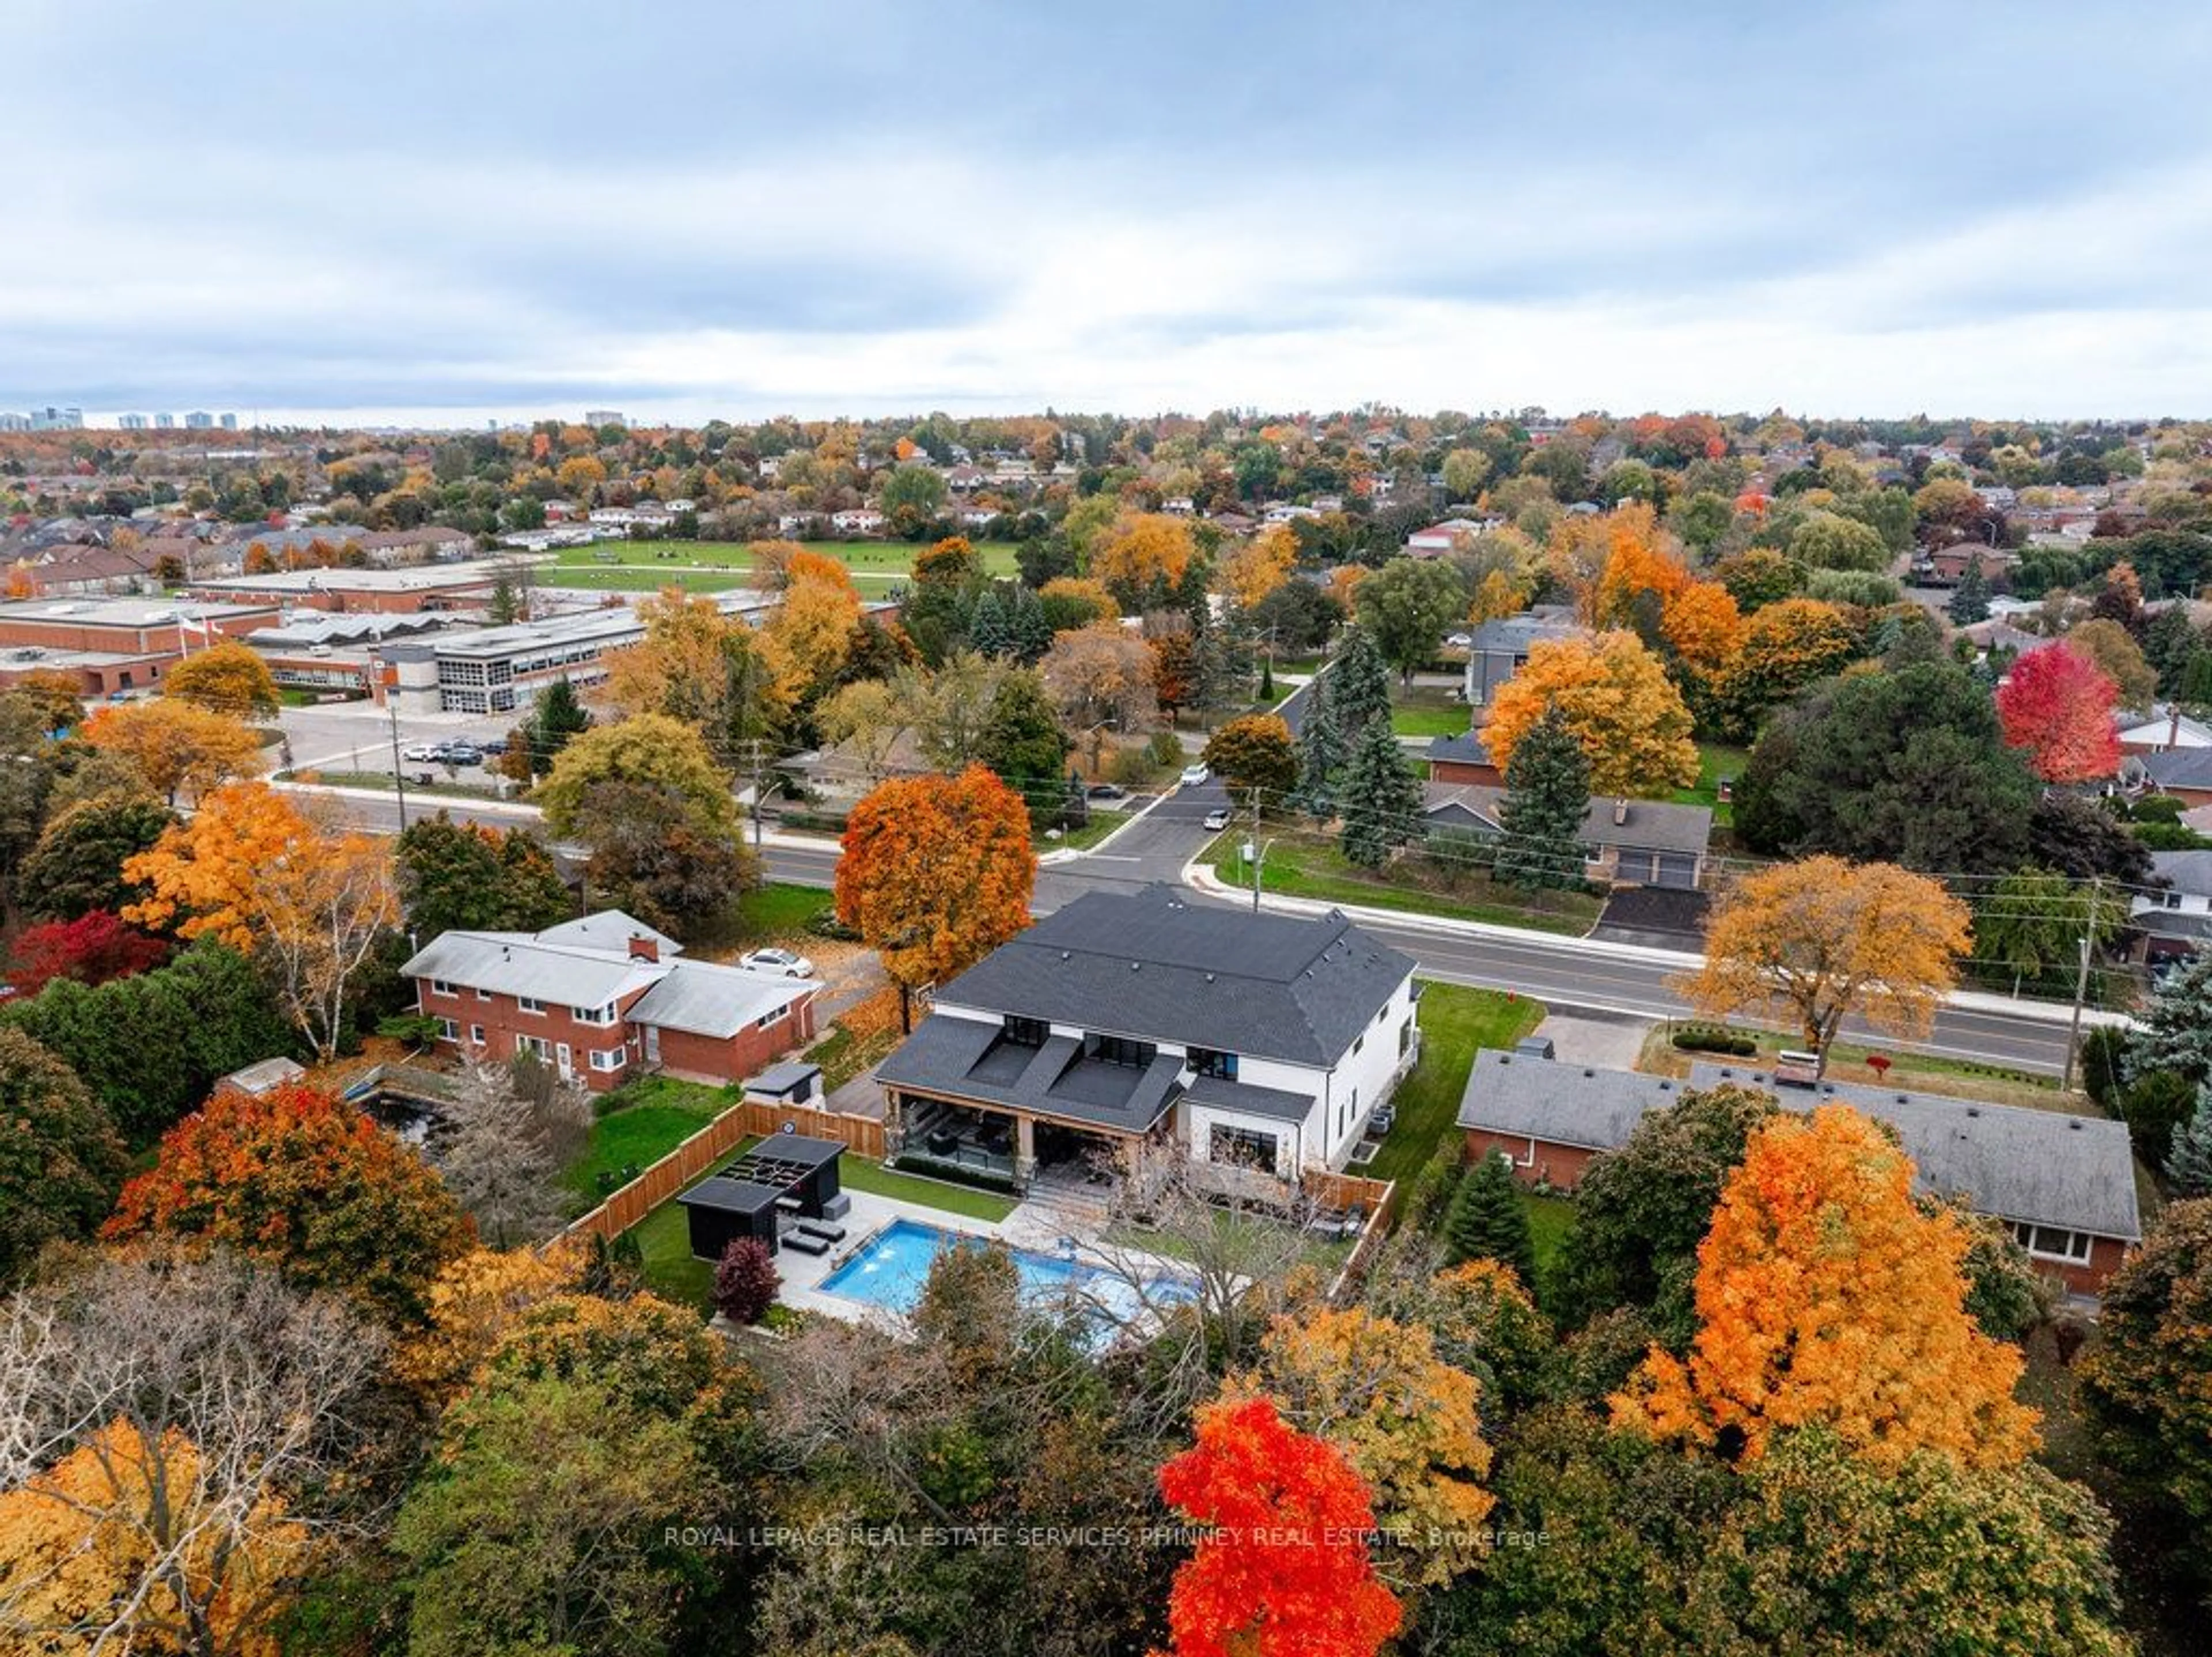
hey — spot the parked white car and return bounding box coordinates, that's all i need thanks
[402,742,443,762]
[1202,807,1233,831]
[740,947,817,979]
[1179,763,1211,787]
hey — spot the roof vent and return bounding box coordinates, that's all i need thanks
[1205,973,1215,983]
[1060,951,1070,960]
[1660,1080,1674,1091]
[1965,1107,1980,1118]
[1498,1055,1511,1066]
[1130,961,1140,971]
[1584,1068,1595,1078]
[2069,1118,2084,1130]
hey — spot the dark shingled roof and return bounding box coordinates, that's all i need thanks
[2137,748,2212,791]
[930,886,1415,1067]
[1183,1075,1320,1123]
[875,1013,1184,1133]
[1427,730,1492,767]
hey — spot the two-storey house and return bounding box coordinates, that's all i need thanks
[873,886,1419,1192]
[402,910,818,1091]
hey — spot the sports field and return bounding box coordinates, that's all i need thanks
[535,538,1018,594]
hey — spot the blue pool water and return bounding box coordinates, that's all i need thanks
[819,1219,1188,1325]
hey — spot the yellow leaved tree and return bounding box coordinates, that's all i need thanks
[1480,630,1699,796]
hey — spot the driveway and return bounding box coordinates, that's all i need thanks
[1589,887,1710,951]
[1529,1008,1656,1071]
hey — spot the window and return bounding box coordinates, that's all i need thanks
[1398,1018,1412,1055]
[2010,1222,2092,1265]
[1188,1046,1238,1080]
[1353,1034,1363,1056]
[437,1017,460,1042]
[755,1007,785,1031]
[1003,1015,1048,1048]
[469,1024,486,1046]
[476,986,493,1001]
[573,1002,616,1025]
[590,1047,626,1072]
[517,996,545,1016]
[515,1035,551,1060]
[1088,1033,1156,1069]
[430,978,457,996]
[1209,1123,1279,1171]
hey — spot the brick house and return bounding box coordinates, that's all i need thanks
[1457,1050,2142,1294]
[402,910,818,1091]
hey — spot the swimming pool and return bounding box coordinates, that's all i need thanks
[818,1219,1188,1325]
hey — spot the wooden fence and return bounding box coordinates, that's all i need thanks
[563,1098,887,1243]
[1326,1177,1400,1305]
[1303,1169,1393,1217]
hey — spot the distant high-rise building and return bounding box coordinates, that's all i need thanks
[28,406,83,431]
[118,413,149,430]
[585,409,626,428]
[154,413,175,429]
[184,411,214,429]
[0,413,28,432]
[220,413,238,430]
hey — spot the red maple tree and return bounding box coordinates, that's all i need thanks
[8,909,169,996]
[1996,641,2121,783]
[1154,1395,1400,1657]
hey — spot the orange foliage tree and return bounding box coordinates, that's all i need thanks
[123,782,399,1062]
[1092,513,1198,597]
[0,1420,313,1657]
[1613,1103,2037,1470]
[1995,642,2122,784]
[81,699,266,804]
[164,639,279,721]
[1673,856,1972,1073]
[1156,1395,1401,1657]
[1219,525,1298,610]
[834,766,1035,1028]
[761,566,862,706]
[104,1081,473,1325]
[1481,631,1699,796]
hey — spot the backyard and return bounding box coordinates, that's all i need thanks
[1365,981,1546,1185]
[535,538,1020,596]
[560,1076,729,1210]
[1669,742,1751,830]
[1389,681,1469,739]
[1210,828,1605,935]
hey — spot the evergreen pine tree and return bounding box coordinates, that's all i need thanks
[1948,553,1991,626]
[1494,704,1592,890]
[1444,1152,1537,1285]
[1290,695,1343,822]
[969,587,1012,657]
[2168,1084,2212,1196]
[2142,604,2200,688]
[527,678,591,777]
[1006,584,1053,664]
[1259,656,1275,701]
[1338,714,1422,869]
[1325,627,1393,746]
[2127,951,2212,1089]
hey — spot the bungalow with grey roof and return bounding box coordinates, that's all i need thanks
[1422,782,1712,890]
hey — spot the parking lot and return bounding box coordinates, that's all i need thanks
[276,701,520,778]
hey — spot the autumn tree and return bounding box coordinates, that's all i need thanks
[81,699,265,804]
[1040,623,1158,748]
[123,783,398,1064]
[388,1244,582,1406]
[164,638,279,720]
[0,1249,382,1657]
[2065,616,2158,710]
[819,677,912,781]
[835,766,1035,1028]
[1482,631,1698,796]
[1675,858,1971,1074]
[1708,596,1860,742]
[713,1237,780,1324]
[1230,1307,1494,1584]
[7,909,168,995]
[105,1081,474,1325]
[0,1025,124,1287]
[535,712,738,840]
[598,587,782,755]
[761,564,862,710]
[575,779,758,944]
[1614,1104,2037,1469]
[1092,512,1198,603]
[1203,714,1298,808]
[1036,575,1120,633]
[1355,556,1467,682]
[1219,524,1298,610]
[17,791,176,921]
[1997,641,2122,783]
[1155,1395,1401,1657]
[395,811,573,939]
[1787,509,1891,572]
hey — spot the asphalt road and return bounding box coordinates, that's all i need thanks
[311,777,2079,1077]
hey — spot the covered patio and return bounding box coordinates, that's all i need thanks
[676,1130,850,1259]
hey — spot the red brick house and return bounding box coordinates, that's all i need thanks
[1457,1050,2142,1295]
[402,910,818,1091]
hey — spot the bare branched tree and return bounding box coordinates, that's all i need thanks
[430,1054,593,1249]
[0,1247,384,1657]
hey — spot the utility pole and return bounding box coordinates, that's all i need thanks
[2061,875,2101,1094]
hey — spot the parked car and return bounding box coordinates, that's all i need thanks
[740,947,817,979]
[1085,782,1128,801]
[1202,807,1233,831]
[402,742,442,762]
[476,735,508,756]
[1179,763,1211,787]
[439,743,484,766]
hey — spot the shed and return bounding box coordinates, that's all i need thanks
[744,1061,823,1107]
[677,1177,784,1261]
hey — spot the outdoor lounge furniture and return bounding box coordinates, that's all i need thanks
[782,1229,830,1257]
[797,1221,846,1244]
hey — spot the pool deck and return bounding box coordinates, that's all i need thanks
[775,1189,1182,1329]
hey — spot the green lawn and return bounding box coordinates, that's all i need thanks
[1669,742,1751,829]
[1214,832,1604,936]
[540,538,1019,589]
[1040,807,1131,852]
[539,566,752,593]
[628,1196,717,1309]
[842,1157,1017,1221]
[737,882,834,940]
[561,1077,730,1206]
[1524,1192,1576,1282]
[1389,684,1468,740]
[1366,982,1545,1185]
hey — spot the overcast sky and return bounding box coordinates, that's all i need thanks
[11,1,2212,425]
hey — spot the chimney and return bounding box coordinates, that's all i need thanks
[628,934,658,963]
[1612,797,1628,827]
